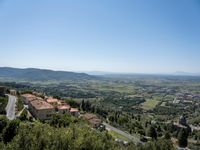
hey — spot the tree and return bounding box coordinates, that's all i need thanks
[148,126,157,140]
[50,114,72,128]
[0,116,7,133]
[141,139,175,150]
[2,120,20,144]
[164,131,171,140]
[178,128,188,148]
[85,100,91,111]
[7,122,121,150]
[19,109,28,121]
[81,99,85,111]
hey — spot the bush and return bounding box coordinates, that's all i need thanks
[0,96,8,114]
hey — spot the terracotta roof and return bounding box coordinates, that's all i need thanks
[82,113,98,120]
[70,108,79,113]
[57,105,71,110]
[30,100,54,110]
[21,94,42,103]
[46,97,59,103]
[58,100,66,105]
[21,94,36,99]
[88,118,102,125]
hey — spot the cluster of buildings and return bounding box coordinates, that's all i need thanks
[173,93,200,105]
[21,93,103,128]
[21,93,79,120]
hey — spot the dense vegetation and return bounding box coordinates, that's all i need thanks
[0,95,8,114]
[0,115,176,150]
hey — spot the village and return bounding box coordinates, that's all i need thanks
[1,86,103,130]
[21,92,103,129]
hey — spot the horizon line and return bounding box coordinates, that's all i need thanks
[0,66,200,76]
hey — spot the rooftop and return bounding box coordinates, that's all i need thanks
[57,105,71,110]
[88,118,102,125]
[82,113,98,120]
[46,97,59,103]
[70,108,79,113]
[30,100,54,110]
[82,113,102,127]
[21,94,36,99]
[21,94,41,103]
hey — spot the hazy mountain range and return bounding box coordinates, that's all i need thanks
[0,67,93,81]
[0,67,199,82]
[173,71,200,76]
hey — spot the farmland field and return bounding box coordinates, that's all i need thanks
[142,99,160,110]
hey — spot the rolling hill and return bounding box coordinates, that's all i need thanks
[0,67,94,81]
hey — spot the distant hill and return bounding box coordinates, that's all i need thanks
[0,67,94,81]
[173,71,200,76]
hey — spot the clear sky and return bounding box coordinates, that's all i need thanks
[0,0,200,73]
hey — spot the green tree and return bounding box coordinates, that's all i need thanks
[81,99,85,111]
[19,109,28,121]
[50,114,72,127]
[142,139,175,150]
[164,131,171,140]
[2,120,20,144]
[178,128,188,148]
[0,116,7,133]
[148,126,157,140]
[7,122,121,150]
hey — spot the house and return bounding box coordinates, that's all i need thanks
[82,113,97,120]
[88,118,102,128]
[82,113,102,128]
[21,94,43,106]
[70,108,79,116]
[57,105,71,114]
[29,99,55,120]
[21,93,81,120]
[10,89,17,95]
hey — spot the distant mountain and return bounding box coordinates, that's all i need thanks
[0,67,94,81]
[173,71,200,76]
[85,71,114,75]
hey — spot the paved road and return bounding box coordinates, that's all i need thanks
[5,94,17,120]
[190,124,200,131]
[103,122,144,144]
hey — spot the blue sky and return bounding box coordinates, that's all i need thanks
[0,0,200,73]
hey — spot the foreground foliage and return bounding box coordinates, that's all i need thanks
[0,115,176,150]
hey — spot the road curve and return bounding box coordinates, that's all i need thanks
[103,122,144,144]
[5,94,17,120]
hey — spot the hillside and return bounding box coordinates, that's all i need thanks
[0,67,94,81]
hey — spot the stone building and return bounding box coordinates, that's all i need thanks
[57,105,71,114]
[82,113,102,128]
[29,99,55,120]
